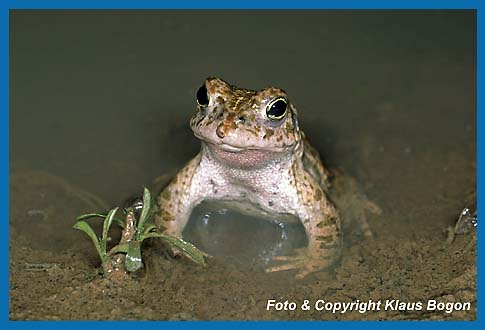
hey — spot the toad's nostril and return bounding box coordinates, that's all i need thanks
[237,116,246,124]
[216,123,225,138]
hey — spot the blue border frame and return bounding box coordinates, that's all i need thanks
[2,0,480,329]
[0,0,482,9]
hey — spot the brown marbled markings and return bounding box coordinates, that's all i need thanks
[285,120,293,134]
[159,209,175,222]
[263,128,274,139]
[316,215,338,228]
[316,235,334,243]
[314,188,323,201]
[319,243,339,250]
[160,189,171,200]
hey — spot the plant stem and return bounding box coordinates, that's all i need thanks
[102,208,137,280]
[114,208,137,269]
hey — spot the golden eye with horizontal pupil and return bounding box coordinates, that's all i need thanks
[266,97,288,121]
[196,85,209,107]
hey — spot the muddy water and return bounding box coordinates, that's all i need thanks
[10,10,476,320]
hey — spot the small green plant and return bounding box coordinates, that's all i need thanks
[73,187,206,277]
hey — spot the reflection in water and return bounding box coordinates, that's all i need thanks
[183,201,307,265]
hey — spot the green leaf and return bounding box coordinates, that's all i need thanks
[101,207,119,254]
[137,187,152,234]
[75,213,125,229]
[73,220,108,263]
[142,223,157,235]
[111,217,126,229]
[108,242,129,255]
[143,233,206,267]
[125,241,143,272]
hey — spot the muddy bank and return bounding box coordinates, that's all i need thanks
[9,170,476,320]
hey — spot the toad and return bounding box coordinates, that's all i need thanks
[156,77,378,279]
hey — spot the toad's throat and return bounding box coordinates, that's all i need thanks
[202,141,292,169]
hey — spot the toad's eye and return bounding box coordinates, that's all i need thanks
[266,97,288,121]
[196,85,209,107]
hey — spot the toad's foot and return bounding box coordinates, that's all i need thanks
[265,247,336,280]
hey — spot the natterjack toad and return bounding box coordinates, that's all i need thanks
[156,77,346,279]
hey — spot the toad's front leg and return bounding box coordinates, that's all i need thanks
[266,211,342,279]
[155,154,202,238]
[266,177,342,279]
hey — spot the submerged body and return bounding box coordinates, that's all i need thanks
[156,77,343,279]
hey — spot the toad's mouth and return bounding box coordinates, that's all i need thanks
[212,142,246,153]
[193,133,293,154]
[205,140,293,154]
